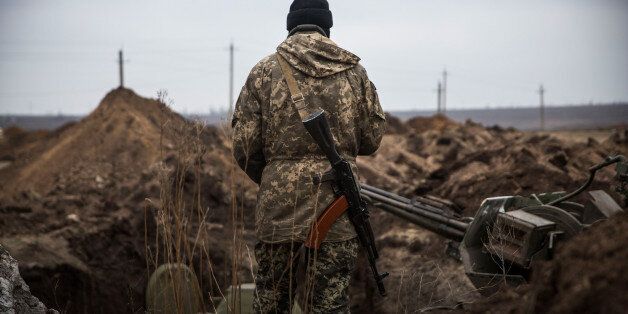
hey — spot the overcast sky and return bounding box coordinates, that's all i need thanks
[1,0,627,115]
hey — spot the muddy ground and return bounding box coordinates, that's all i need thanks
[0,88,626,313]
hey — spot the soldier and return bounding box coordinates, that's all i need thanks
[232,0,386,312]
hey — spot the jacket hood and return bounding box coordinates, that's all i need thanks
[277,31,360,78]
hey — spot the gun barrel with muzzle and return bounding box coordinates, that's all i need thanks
[360,184,469,241]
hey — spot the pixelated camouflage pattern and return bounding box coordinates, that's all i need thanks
[253,239,359,313]
[232,31,386,243]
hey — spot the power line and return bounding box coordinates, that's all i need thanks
[435,81,442,114]
[442,68,448,113]
[118,50,125,88]
[538,84,546,131]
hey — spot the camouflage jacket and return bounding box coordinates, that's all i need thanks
[232,31,386,243]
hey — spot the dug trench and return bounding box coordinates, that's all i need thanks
[0,88,626,313]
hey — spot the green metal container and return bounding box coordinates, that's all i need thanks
[146,264,203,314]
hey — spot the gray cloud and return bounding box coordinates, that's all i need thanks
[1,0,627,114]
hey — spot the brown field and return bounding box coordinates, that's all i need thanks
[1,88,626,313]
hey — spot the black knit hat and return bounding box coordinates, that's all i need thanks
[287,0,333,37]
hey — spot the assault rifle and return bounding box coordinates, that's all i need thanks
[302,109,389,296]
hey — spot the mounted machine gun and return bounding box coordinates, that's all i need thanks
[362,155,627,295]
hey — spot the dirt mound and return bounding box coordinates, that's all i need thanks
[384,113,409,134]
[0,88,256,313]
[1,88,212,194]
[360,118,623,214]
[0,126,50,153]
[406,114,458,133]
[355,116,626,312]
[530,211,628,313]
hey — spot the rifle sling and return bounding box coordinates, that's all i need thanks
[277,53,347,247]
[276,54,320,120]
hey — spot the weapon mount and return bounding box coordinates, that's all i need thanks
[362,155,626,295]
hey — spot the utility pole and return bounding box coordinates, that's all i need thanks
[118,50,124,88]
[442,68,448,113]
[436,81,442,114]
[538,84,546,131]
[228,42,235,119]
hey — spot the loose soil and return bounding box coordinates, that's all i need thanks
[0,88,257,313]
[0,89,626,313]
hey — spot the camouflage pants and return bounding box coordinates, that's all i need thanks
[253,239,359,313]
